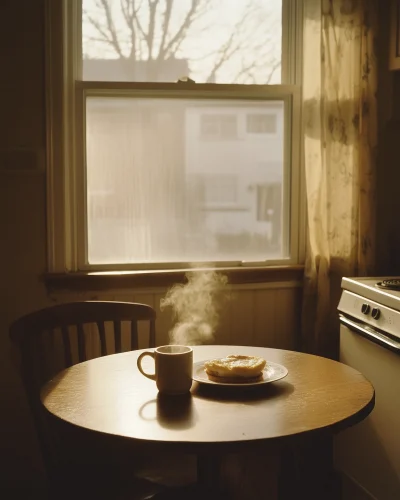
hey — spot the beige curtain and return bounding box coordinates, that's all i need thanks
[302,0,378,357]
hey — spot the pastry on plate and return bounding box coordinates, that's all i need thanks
[204,354,267,383]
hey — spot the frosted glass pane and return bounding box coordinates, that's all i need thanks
[82,0,282,84]
[86,97,285,264]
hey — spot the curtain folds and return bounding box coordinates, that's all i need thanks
[301,0,378,357]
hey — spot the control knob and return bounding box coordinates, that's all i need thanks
[361,303,370,314]
[371,307,380,320]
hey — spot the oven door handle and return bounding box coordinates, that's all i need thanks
[339,314,400,352]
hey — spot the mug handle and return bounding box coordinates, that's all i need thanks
[137,351,156,380]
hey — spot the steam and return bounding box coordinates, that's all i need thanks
[160,268,229,345]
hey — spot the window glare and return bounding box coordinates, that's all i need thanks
[82,0,282,84]
[86,97,285,264]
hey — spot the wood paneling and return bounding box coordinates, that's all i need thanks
[50,283,302,350]
[230,289,255,346]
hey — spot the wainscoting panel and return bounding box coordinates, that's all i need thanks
[51,281,302,350]
[229,289,255,346]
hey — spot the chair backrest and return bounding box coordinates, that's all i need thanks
[9,300,156,480]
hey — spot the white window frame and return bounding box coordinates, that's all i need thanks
[46,0,305,273]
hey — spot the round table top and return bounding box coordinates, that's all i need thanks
[41,345,374,452]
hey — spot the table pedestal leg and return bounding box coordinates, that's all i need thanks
[197,454,221,489]
[278,433,341,500]
[149,454,227,500]
[196,454,232,499]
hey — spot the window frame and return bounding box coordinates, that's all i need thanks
[46,0,305,274]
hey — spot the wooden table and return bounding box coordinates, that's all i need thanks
[41,345,374,499]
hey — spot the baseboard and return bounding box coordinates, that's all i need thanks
[340,472,376,500]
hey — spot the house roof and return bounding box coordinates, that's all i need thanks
[82,58,190,82]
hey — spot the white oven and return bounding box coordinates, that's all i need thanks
[335,277,400,500]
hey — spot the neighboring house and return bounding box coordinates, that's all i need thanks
[185,103,283,254]
[83,57,190,82]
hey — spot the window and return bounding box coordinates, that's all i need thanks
[200,115,238,141]
[47,0,303,272]
[246,114,277,134]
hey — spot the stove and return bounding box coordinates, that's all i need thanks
[341,276,400,307]
[338,276,400,343]
[375,278,400,291]
[335,277,400,500]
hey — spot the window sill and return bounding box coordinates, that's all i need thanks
[44,265,304,292]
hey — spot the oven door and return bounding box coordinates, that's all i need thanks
[334,314,400,500]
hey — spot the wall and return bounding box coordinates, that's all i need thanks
[0,1,301,496]
[376,2,400,274]
[0,0,49,494]
[54,284,301,351]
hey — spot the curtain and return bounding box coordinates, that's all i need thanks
[302,0,378,357]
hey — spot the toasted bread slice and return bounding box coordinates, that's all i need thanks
[204,354,266,382]
[206,371,264,384]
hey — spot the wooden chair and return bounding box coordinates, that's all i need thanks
[9,300,163,500]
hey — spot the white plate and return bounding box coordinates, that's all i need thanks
[192,360,288,387]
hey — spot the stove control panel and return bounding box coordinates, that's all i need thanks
[338,291,400,339]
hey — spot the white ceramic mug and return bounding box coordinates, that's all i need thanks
[137,345,193,395]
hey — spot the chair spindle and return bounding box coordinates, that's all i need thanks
[77,323,86,362]
[97,322,107,356]
[61,326,73,367]
[131,321,139,350]
[114,321,122,353]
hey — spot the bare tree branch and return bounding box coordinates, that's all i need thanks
[83,0,281,83]
[120,0,136,58]
[83,35,117,45]
[266,60,281,84]
[147,0,161,59]
[131,2,148,56]
[159,0,173,58]
[204,4,258,83]
[158,1,211,62]
[97,0,124,57]
[83,7,116,49]
[160,0,202,59]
